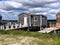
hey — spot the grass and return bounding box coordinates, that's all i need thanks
[0,30,60,45]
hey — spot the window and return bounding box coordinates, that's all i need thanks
[17,26,19,28]
[31,15,33,18]
[4,26,6,29]
[13,26,15,28]
[35,17,38,20]
[9,26,11,28]
[34,17,38,20]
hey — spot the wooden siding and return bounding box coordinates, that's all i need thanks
[56,23,60,28]
[49,22,56,27]
[18,14,24,25]
[31,15,40,26]
[56,12,60,28]
[42,16,47,26]
[56,15,60,23]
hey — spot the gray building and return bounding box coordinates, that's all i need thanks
[18,13,47,31]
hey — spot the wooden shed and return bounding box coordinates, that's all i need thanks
[18,13,47,31]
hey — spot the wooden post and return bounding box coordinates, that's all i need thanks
[40,16,42,30]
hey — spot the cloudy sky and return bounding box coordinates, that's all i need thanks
[0,0,60,20]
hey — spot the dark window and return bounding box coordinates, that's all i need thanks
[22,23,23,25]
[17,26,19,28]
[9,26,11,28]
[13,26,15,28]
[34,17,38,20]
[35,17,38,20]
[4,26,6,29]
[31,15,33,17]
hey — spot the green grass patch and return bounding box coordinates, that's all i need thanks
[0,30,60,45]
[0,30,60,38]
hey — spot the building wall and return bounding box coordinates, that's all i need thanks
[28,15,47,27]
[18,14,26,27]
[18,13,28,27]
[49,22,56,27]
[56,13,60,28]
[18,14,24,25]
[42,16,47,27]
[30,15,40,27]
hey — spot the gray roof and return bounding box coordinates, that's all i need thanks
[18,12,47,18]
